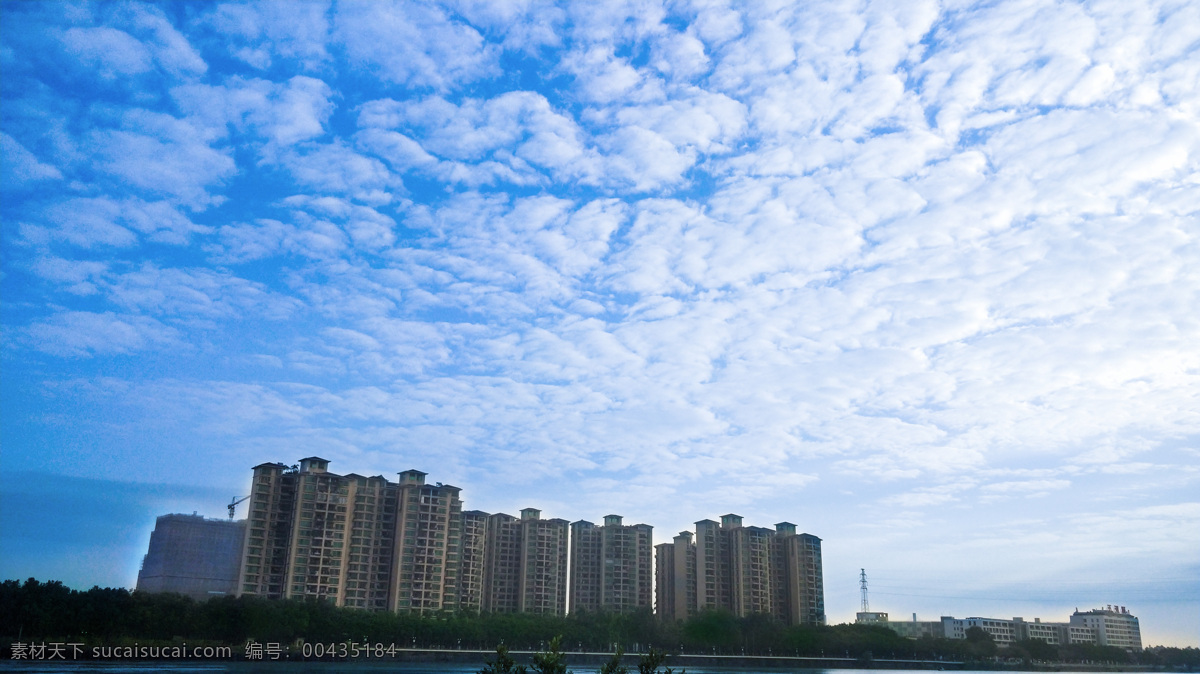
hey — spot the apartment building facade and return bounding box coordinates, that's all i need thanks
[458,510,488,612]
[655,530,697,622]
[660,514,825,626]
[483,509,569,615]
[236,458,463,613]
[570,515,653,613]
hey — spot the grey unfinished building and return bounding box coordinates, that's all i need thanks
[136,513,245,601]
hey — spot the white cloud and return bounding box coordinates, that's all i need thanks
[334,1,497,91]
[209,215,350,263]
[88,110,234,210]
[26,311,180,357]
[199,1,331,71]
[358,92,592,186]
[277,141,395,202]
[110,2,207,78]
[28,256,108,295]
[560,46,651,104]
[173,75,334,148]
[21,197,209,249]
[1,132,63,188]
[648,30,711,79]
[443,0,565,53]
[58,25,154,79]
[102,264,302,321]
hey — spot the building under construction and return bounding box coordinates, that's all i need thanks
[136,513,245,601]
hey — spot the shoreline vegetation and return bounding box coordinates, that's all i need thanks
[2,579,1197,671]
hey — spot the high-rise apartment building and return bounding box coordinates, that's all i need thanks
[570,515,653,613]
[661,514,824,626]
[482,509,569,615]
[569,520,602,612]
[391,469,463,612]
[137,513,246,601]
[239,461,298,600]
[484,512,523,613]
[458,510,488,612]
[517,508,569,615]
[773,523,825,626]
[695,515,736,611]
[237,458,463,613]
[655,531,696,621]
[345,472,398,610]
[732,524,774,616]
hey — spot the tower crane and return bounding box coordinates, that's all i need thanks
[228,495,250,520]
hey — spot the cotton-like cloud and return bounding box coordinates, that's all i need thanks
[444,0,565,53]
[172,75,334,148]
[59,25,154,79]
[334,1,497,91]
[1,132,63,188]
[20,197,209,249]
[358,92,592,185]
[198,0,331,71]
[3,0,1199,645]
[87,110,234,210]
[276,141,395,202]
[54,3,206,81]
[26,311,180,357]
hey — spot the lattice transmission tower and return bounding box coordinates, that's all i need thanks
[859,568,870,612]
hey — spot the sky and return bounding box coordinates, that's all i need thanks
[1,0,1197,648]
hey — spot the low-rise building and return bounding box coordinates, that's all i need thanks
[869,607,1142,650]
[1071,606,1141,649]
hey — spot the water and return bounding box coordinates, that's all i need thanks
[0,665,1141,674]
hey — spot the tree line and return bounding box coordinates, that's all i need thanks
[3,579,1197,668]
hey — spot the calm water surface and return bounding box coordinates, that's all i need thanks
[0,665,1133,674]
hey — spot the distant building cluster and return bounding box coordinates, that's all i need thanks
[136,457,825,625]
[857,606,1142,650]
[656,514,825,626]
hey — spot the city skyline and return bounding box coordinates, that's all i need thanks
[2,0,1197,649]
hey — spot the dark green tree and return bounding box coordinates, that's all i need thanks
[531,635,571,674]
[480,643,528,674]
[1012,638,1058,662]
[963,626,997,659]
[638,646,685,674]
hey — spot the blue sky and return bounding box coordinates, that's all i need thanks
[2,0,1197,647]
